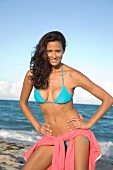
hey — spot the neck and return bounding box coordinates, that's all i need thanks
[52,63,62,72]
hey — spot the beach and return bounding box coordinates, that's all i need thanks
[0,140,113,170]
[0,140,30,170]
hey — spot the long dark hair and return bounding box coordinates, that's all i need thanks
[30,31,66,89]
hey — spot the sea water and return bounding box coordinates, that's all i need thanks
[0,100,113,161]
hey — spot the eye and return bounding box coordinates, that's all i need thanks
[47,50,52,53]
[56,50,61,53]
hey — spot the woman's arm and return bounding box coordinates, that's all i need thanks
[20,70,41,132]
[20,70,52,136]
[68,70,113,130]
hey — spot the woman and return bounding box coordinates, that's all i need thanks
[20,31,113,170]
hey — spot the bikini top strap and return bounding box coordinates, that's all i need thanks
[61,64,64,85]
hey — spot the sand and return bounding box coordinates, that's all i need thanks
[0,139,113,170]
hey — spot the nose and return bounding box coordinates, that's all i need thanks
[50,52,57,59]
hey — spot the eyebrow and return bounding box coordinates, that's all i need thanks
[46,49,62,51]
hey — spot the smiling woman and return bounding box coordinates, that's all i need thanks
[20,31,113,170]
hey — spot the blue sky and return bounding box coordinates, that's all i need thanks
[0,0,113,104]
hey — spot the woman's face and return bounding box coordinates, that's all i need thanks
[46,41,64,67]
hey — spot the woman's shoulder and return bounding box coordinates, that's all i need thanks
[24,70,33,85]
[26,69,33,77]
[63,63,89,83]
[63,63,81,75]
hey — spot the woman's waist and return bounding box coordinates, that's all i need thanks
[44,110,80,136]
[44,128,92,140]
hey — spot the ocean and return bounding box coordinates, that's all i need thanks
[0,100,113,161]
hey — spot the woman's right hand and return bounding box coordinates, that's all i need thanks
[38,123,52,136]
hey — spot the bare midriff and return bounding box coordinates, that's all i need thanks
[39,100,80,136]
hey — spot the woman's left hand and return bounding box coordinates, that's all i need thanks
[68,118,90,130]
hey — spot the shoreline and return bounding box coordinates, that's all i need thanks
[0,139,113,170]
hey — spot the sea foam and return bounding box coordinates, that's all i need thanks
[0,129,42,144]
[99,141,113,161]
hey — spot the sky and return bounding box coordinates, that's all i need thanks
[0,0,113,104]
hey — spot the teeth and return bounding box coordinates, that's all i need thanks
[52,60,57,61]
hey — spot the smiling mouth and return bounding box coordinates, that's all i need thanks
[50,61,57,64]
[49,57,58,62]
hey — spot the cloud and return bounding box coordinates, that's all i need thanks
[73,81,113,104]
[0,80,113,104]
[73,87,100,104]
[0,81,21,100]
[0,81,34,100]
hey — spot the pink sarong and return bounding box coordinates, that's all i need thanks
[24,129,101,170]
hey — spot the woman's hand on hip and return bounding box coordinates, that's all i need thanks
[68,118,90,130]
[38,123,52,136]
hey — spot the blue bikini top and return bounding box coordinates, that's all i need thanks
[34,65,73,104]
